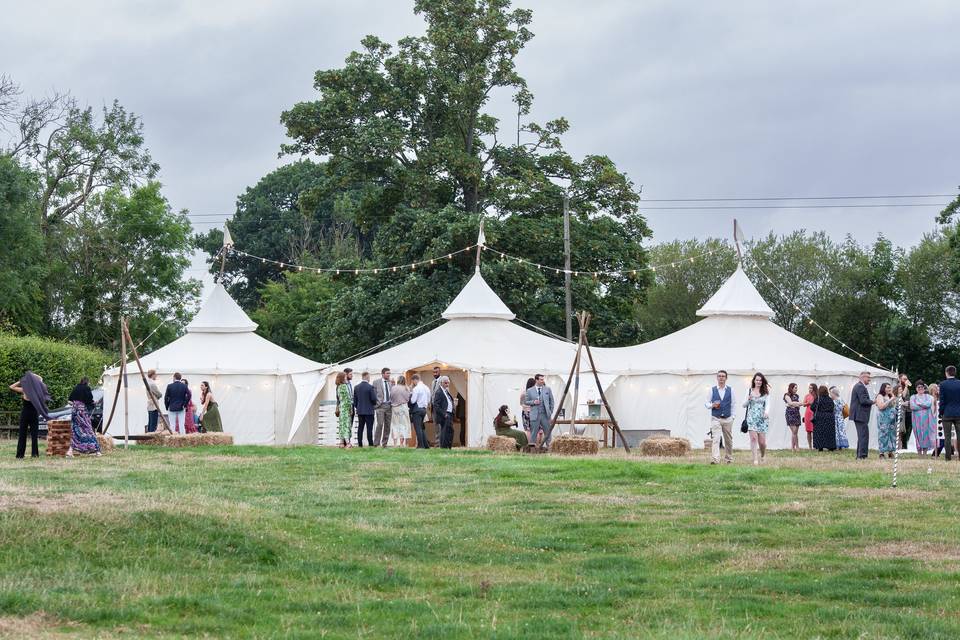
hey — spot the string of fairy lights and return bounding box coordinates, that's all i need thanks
[225,243,727,278]
[748,260,894,373]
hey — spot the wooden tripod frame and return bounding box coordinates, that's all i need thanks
[102,318,172,444]
[545,311,631,453]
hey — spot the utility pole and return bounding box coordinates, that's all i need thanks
[120,317,129,450]
[563,192,572,341]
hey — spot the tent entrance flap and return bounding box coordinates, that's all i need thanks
[404,362,468,448]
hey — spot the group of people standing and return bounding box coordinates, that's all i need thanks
[334,366,460,449]
[9,371,101,458]
[146,370,223,434]
[706,365,960,464]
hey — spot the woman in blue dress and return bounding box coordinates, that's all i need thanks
[829,386,849,449]
[743,372,771,465]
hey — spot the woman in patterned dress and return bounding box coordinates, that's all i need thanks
[335,372,352,448]
[875,383,897,458]
[783,383,803,450]
[910,381,936,455]
[743,372,771,465]
[829,386,849,449]
[802,383,817,449]
[67,378,100,457]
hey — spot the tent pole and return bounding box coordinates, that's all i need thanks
[122,319,171,434]
[545,313,589,445]
[121,317,129,450]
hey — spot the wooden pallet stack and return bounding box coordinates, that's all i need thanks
[46,419,72,456]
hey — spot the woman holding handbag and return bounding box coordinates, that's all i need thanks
[743,372,771,465]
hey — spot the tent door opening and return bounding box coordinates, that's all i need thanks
[406,365,468,448]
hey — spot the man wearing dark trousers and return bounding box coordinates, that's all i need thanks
[433,376,455,449]
[409,374,431,449]
[429,365,442,446]
[164,372,189,434]
[353,372,378,447]
[939,366,960,461]
[849,371,874,459]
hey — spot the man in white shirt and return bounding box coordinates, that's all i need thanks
[409,374,431,449]
[433,376,456,448]
[704,370,735,464]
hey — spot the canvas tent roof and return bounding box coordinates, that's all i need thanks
[342,270,577,375]
[106,284,323,376]
[596,265,891,377]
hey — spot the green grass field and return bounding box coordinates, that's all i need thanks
[1,443,958,639]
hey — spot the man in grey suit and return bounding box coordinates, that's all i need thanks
[525,373,555,449]
[373,367,393,447]
[849,371,874,459]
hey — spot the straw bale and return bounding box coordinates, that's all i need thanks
[141,432,233,448]
[639,437,691,457]
[549,434,599,456]
[487,435,519,453]
[96,434,114,452]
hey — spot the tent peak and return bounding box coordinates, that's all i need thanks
[186,284,259,333]
[696,265,775,319]
[442,270,515,320]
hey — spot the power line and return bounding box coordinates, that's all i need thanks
[641,194,954,202]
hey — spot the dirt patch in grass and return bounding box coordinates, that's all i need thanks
[821,486,928,501]
[851,541,960,561]
[723,549,793,571]
[0,490,127,514]
[0,612,88,638]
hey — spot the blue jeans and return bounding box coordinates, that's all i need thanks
[411,407,428,448]
[147,410,159,433]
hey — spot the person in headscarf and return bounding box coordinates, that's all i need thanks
[67,377,100,457]
[9,370,51,459]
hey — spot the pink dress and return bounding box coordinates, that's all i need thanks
[803,394,815,433]
[184,400,198,434]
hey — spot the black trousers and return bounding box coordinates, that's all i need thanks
[17,400,39,458]
[357,414,375,447]
[439,412,454,449]
[854,420,869,459]
[901,410,913,448]
[411,407,429,448]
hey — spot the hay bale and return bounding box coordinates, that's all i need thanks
[549,434,599,456]
[140,432,233,448]
[639,437,691,457]
[96,434,114,452]
[487,435,519,453]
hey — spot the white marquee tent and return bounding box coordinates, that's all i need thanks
[596,266,896,449]
[332,269,606,447]
[103,284,328,445]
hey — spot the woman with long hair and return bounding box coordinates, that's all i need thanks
[910,381,936,455]
[783,383,802,450]
[182,378,198,434]
[875,383,897,458]
[493,404,528,450]
[802,382,817,448]
[390,374,412,447]
[198,381,223,433]
[9,370,50,459]
[334,372,351,447]
[520,377,535,444]
[743,372,771,465]
[67,377,100,457]
[829,386,849,449]
[810,385,836,451]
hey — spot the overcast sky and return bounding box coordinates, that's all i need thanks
[4,0,958,273]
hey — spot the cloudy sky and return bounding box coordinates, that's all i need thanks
[4,0,958,271]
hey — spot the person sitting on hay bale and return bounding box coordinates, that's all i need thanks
[493,405,528,450]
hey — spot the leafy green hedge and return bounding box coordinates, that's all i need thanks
[0,333,110,414]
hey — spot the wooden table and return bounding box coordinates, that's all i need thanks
[553,418,617,448]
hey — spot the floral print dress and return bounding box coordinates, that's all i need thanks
[876,398,897,454]
[745,393,770,434]
[833,398,849,449]
[337,383,352,441]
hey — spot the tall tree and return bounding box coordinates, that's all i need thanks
[52,182,199,351]
[0,154,45,332]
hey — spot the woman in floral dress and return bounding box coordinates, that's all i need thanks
[67,378,100,456]
[183,379,198,434]
[335,371,352,448]
[910,381,936,455]
[875,383,897,458]
[743,372,771,465]
[829,386,849,449]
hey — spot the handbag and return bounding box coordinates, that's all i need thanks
[842,403,850,419]
[740,417,748,434]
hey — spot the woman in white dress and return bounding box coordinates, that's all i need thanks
[390,375,412,447]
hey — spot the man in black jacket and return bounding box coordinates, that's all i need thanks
[353,372,378,447]
[164,372,189,434]
[849,371,874,459]
[433,376,455,449]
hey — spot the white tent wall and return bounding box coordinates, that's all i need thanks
[605,372,895,450]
